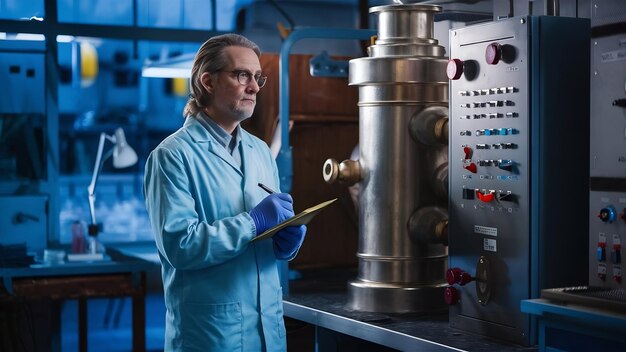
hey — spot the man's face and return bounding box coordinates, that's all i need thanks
[202,46,262,130]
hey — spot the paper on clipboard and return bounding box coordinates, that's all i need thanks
[250,198,337,242]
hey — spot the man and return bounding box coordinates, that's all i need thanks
[144,33,307,352]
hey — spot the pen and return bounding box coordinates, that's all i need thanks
[258,183,276,194]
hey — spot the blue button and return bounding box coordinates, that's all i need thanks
[597,246,606,261]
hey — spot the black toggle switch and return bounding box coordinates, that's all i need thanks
[611,246,621,264]
[497,191,516,203]
[612,98,626,108]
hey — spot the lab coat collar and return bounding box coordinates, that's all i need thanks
[184,114,253,148]
[184,115,212,143]
[183,116,254,176]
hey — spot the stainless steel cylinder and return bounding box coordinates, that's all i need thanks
[347,3,449,313]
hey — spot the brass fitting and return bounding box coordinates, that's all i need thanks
[323,158,361,186]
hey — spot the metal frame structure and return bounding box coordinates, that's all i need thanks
[277,27,376,194]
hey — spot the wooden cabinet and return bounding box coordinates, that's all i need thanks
[243,54,359,269]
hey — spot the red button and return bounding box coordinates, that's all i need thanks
[447,59,464,80]
[485,42,501,65]
[444,286,460,305]
[446,268,462,285]
[446,268,473,286]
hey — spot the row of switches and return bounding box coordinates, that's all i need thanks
[476,143,518,149]
[597,243,621,264]
[460,100,514,108]
[458,87,517,96]
[462,188,517,203]
[476,128,518,136]
[460,112,519,119]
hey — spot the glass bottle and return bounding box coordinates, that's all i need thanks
[71,220,86,253]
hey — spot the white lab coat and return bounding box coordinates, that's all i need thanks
[144,116,286,351]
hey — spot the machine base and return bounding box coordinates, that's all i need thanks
[348,279,448,313]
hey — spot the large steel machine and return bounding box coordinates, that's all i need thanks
[446,16,590,345]
[323,3,450,313]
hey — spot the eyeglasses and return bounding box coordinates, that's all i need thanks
[223,70,267,88]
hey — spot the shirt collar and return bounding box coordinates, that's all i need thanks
[194,111,242,152]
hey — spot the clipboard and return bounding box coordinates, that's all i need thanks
[250,198,337,242]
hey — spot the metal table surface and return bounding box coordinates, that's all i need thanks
[283,268,536,352]
[521,298,626,351]
[0,249,153,294]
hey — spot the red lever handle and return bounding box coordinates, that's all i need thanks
[464,162,477,173]
[446,268,474,286]
[476,190,494,203]
[463,146,472,160]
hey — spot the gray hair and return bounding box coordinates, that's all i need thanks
[183,33,261,117]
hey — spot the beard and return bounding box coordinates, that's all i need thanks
[228,99,255,121]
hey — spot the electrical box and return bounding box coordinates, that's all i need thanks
[588,0,626,289]
[0,40,45,114]
[447,16,590,345]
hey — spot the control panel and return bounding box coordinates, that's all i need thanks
[448,16,589,345]
[588,2,626,289]
[590,193,626,287]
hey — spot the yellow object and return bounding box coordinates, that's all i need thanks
[370,35,377,46]
[80,42,98,87]
[172,77,189,97]
[277,22,291,40]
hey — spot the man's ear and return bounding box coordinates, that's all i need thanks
[200,72,213,93]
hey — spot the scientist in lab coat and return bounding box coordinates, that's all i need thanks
[144,33,306,352]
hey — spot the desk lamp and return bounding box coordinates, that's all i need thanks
[87,128,137,254]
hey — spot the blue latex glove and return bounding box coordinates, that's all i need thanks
[273,225,307,260]
[249,193,294,234]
